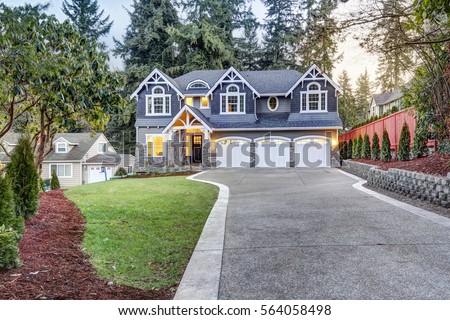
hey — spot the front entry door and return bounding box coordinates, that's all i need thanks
[192,135,203,163]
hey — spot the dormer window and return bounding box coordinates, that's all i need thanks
[186,80,210,90]
[98,142,107,153]
[146,86,171,116]
[301,82,327,112]
[220,84,245,114]
[56,142,68,153]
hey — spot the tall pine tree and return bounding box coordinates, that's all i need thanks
[114,0,180,85]
[338,70,356,129]
[62,0,112,43]
[297,0,341,74]
[261,0,299,69]
[234,6,262,70]
[354,69,372,123]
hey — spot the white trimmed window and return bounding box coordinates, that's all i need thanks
[220,85,245,114]
[146,86,171,116]
[98,142,107,153]
[301,82,327,112]
[147,135,165,157]
[185,97,209,108]
[50,164,72,178]
[56,142,68,153]
[267,96,279,111]
[187,80,209,90]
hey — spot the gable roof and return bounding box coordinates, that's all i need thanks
[285,64,343,97]
[205,67,260,97]
[372,89,403,106]
[162,105,213,134]
[44,133,102,162]
[130,68,184,99]
[240,70,303,94]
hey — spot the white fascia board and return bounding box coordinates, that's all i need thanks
[130,68,184,99]
[212,126,343,131]
[206,67,260,98]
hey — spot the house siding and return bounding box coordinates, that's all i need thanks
[136,84,181,118]
[85,135,115,160]
[42,162,82,188]
[256,97,291,114]
[292,79,338,113]
[210,83,256,117]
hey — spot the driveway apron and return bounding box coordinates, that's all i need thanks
[199,168,450,299]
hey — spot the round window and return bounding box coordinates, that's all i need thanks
[267,97,278,111]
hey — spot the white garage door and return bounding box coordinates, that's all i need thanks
[88,166,113,183]
[216,139,251,168]
[255,138,290,168]
[295,138,330,168]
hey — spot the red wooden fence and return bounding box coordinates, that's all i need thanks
[339,108,435,154]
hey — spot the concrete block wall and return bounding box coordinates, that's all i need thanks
[342,160,450,209]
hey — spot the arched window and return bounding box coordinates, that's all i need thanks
[267,96,279,111]
[301,82,327,112]
[146,86,171,115]
[221,85,245,113]
[187,80,210,90]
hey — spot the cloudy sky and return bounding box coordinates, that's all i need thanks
[4,0,378,87]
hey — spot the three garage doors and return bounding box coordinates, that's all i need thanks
[216,137,330,168]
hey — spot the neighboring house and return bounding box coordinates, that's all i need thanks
[0,132,134,188]
[369,89,403,118]
[0,132,19,166]
[132,64,343,168]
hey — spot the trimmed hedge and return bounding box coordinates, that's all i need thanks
[0,225,21,269]
[398,121,411,161]
[381,129,392,162]
[361,134,371,159]
[347,139,353,159]
[371,132,380,160]
[50,170,61,190]
[114,167,128,177]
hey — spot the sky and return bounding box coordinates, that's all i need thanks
[4,0,378,89]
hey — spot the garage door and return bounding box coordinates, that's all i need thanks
[255,138,290,168]
[216,138,251,168]
[88,166,113,183]
[295,138,330,168]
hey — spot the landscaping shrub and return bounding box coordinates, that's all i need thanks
[361,134,371,159]
[114,167,128,177]
[412,111,430,158]
[371,132,380,160]
[354,135,363,159]
[347,139,353,159]
[398,121,411,161]
[6,135,39,219]
[340,141,348,160]
[50,170,61,190]
[0,174,24,236]
[352,137,358,158]
[381,129,392,162]
[0,225,21,269]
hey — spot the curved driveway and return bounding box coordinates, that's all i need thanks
[199,168,450,299]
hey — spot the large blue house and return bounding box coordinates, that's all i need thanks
[132,65,343,168]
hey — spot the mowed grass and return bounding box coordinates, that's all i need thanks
[65,176,218,290]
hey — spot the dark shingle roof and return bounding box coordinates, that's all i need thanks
[44,133,102,161]
[189,107,214,129]
[240,70,303,94]
[86,153,121,165]
[174,70,225,94]
[373,89,403,105]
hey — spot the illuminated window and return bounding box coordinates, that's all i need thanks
[267,97,279,111]
[147,135,164,157]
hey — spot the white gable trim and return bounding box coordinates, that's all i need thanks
[53,137,76,145]
[285,64,343,97]
[186,79,210,90]
[130,68,184,99]
[206,67,260,97]
[162,105,213,134]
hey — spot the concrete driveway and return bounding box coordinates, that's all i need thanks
[199,168,450,299]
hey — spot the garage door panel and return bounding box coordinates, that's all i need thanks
[216,141,251,168]
[295,138,330,168]
[88,166,113,183]
[255,142,290,168]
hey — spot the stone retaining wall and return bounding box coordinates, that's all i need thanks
[342,160,450,209]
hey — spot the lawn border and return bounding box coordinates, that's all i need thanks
[339,169,450,230]
[174,171,229,300]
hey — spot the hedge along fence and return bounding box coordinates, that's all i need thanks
[339,108,436,157]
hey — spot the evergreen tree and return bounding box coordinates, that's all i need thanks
[354,69,372,122]
[352,136,358,158]
[340,141,347,160]
[297,0,341,74]
[347,139,353,159]
[411,112,429,158]
[398,121,411,161]
[234,6,261,70]
[168,0,244,73]
[0,175,24,236]
[62,0,112,43]
[362,134,371,159]
[50,170,61,190]
[261,0,299,69]
[114,0,180,85]
[338,70,356,129]
[356,135,363,158]
[381,129,392,162]
[6,135,39,219]
[371,132,380,160]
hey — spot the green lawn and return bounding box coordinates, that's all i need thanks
[65,176,218,290]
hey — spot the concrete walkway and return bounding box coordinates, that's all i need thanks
[199,168,450,299]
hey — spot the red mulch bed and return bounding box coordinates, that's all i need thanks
[0,190,174,300]
[353,154,450,177]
